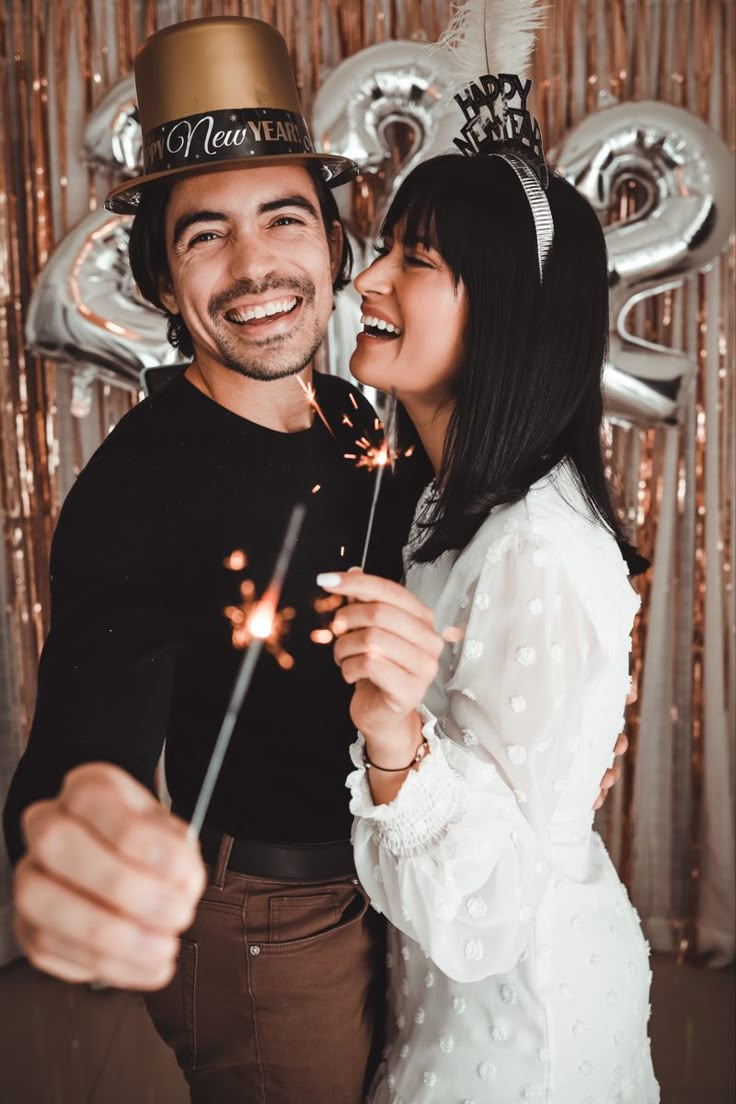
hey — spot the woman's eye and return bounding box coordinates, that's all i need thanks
[372,244,389,258]
[405,254,432,268]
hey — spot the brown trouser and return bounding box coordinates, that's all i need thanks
[144,838,386,1104]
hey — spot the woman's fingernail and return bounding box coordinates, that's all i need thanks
[331,618,345,635]
[347,565,362,574]
[317,573,342,588]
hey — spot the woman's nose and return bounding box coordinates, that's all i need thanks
[353,252,393,296]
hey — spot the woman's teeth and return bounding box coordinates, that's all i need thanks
[360,314,402,338]
[226,297,299,324]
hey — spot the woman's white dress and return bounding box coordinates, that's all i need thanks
[348,467,660,1104]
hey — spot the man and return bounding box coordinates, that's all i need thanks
[3,15,625,1104]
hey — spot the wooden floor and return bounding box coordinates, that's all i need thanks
[649,955,735,1104]
[0,953,733,1102]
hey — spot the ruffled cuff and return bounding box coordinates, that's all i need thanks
[346,710,469,858]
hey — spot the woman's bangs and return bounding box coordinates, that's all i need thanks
[380,167,465,273]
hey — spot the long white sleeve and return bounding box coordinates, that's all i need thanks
[348,530,601,983]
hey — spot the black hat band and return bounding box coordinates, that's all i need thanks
[143,107,315,175]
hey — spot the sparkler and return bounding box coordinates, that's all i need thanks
[187,503,307,841]
[296,374,337,440]
[224,574,297,671]
[360,388,398,570]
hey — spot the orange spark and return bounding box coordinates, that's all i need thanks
[224,550,248,571]
[347,441,398,472]
[225,581,297,669]
[296,376,336,440]
[311,591,345,645]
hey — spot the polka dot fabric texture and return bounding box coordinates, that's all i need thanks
[348,464,659,1103]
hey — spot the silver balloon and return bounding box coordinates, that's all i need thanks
[83,74,141,176]
[555,100,736,425]
[26,208,179,386]
[27,77,178,403]
[314,41,458,389]
[313,40,455,239]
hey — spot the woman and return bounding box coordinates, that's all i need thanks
[317,154,659,1102]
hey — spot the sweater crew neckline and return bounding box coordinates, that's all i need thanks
[177,372,326,447]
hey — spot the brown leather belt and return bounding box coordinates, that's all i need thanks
[174,806,355,882]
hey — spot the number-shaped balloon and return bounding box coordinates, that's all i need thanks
[314,41,457,389]
[313,40,455,242]
[83,74,142,177]
[555,100,735,426]
[26,76,177,397]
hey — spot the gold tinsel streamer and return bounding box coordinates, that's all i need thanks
[0,0,733,960]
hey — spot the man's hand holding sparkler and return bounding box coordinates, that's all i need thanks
[13,764,205,990]
[318,570,443,804]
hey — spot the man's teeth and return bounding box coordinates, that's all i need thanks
[227,297,298,323]
[360,314,402,336]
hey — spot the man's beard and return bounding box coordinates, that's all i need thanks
[207,275,324,382]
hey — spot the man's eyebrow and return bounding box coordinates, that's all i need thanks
[172,209,228,247]
[257,194,319,219]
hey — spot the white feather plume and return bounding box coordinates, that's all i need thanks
[438,0,545,97]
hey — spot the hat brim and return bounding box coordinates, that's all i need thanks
[104,152,359,214]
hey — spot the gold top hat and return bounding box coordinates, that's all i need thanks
[105,17,357,214]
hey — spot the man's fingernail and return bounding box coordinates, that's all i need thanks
[317,573,342,588]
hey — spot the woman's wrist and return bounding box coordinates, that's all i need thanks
[362,711,425,772]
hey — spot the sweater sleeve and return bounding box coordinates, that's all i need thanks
[347,531,600,982]
[3,444,184,865]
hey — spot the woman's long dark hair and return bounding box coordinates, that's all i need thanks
[382,154,645,572]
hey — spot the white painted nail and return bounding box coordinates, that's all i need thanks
[317,573,342,588]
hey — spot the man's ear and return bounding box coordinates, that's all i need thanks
[158,279,180,316]
[328,219,345,284]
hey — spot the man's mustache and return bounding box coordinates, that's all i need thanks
[209,276,315,318]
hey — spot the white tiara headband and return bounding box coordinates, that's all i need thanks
[438,0,554,283]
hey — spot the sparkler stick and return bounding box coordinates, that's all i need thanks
[187,503,307,841]
[360,388,398,571]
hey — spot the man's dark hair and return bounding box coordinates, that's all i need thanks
[128,162,353,360]
[382,154,643,572]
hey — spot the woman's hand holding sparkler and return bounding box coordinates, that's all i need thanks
[318,570,443,799]
[13,763,206,990]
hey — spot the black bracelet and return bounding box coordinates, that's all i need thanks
[363,738,429,772]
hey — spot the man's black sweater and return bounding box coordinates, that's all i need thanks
[3,372,428,861]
